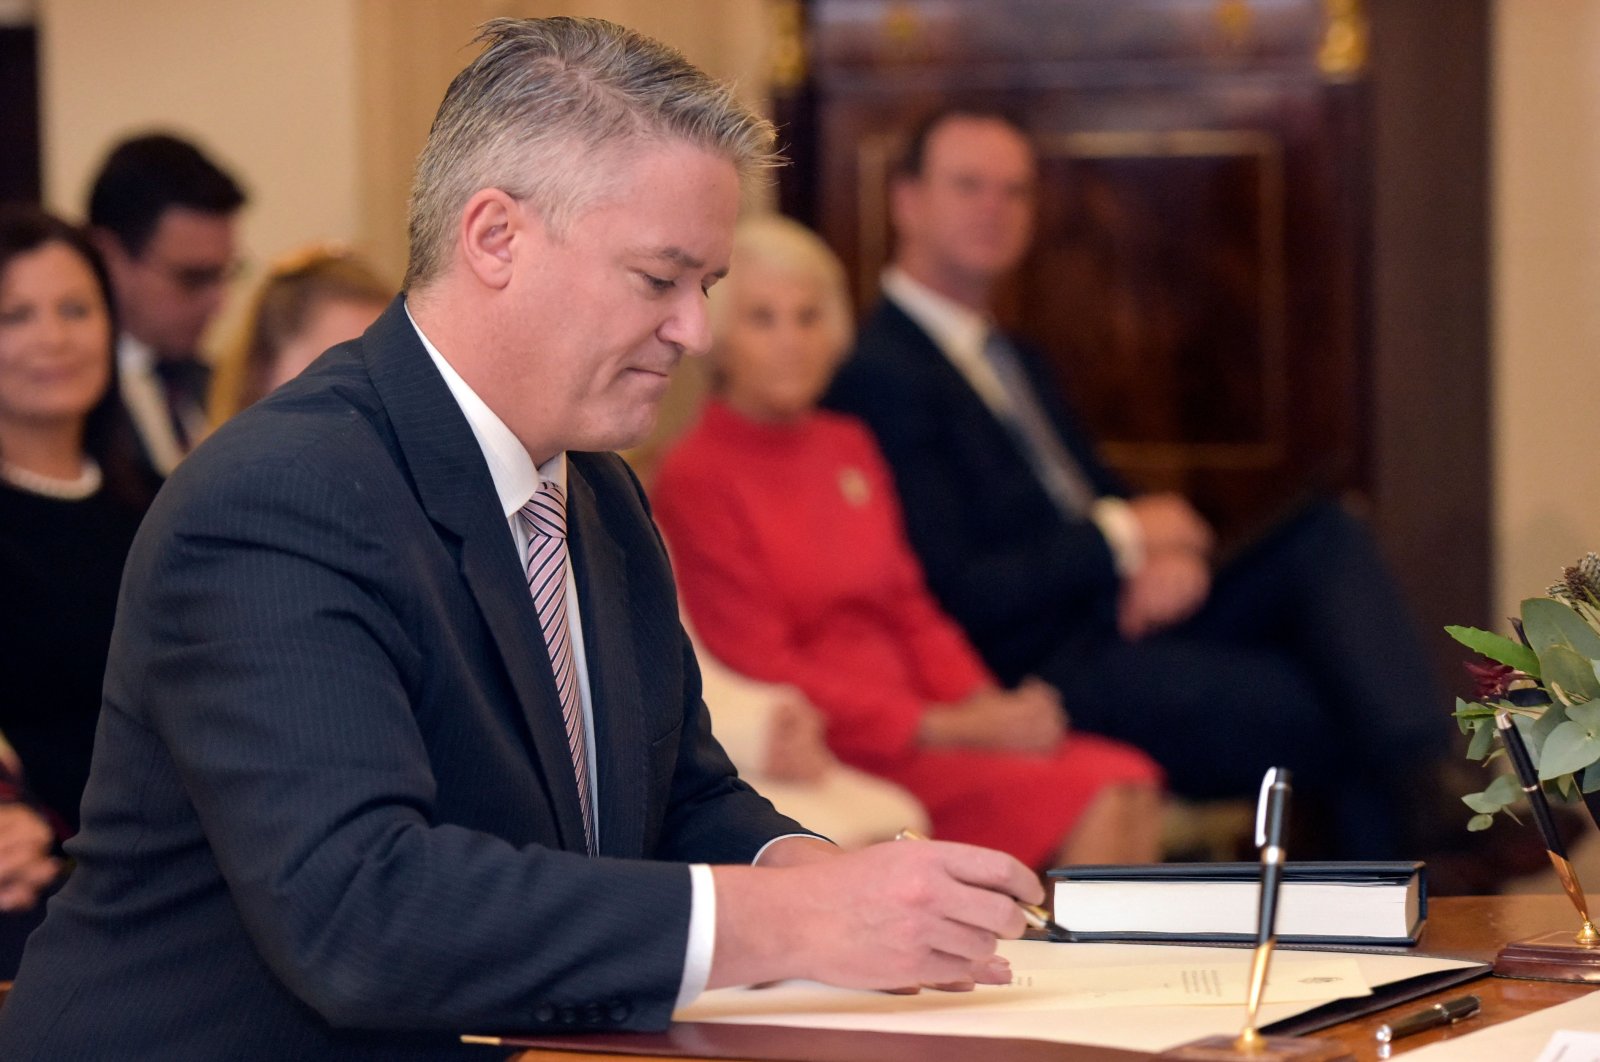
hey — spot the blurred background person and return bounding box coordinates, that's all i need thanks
[87,133,246,480]
[692,629,929,849]
[209,244,390,424]
[654,215,1163,871]
[825,110,1454,862]
[0,207,155,973]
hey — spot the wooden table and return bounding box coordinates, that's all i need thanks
[507,895,1598,1062]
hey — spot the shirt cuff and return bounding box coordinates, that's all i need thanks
[674,835,833,1009]
[675,863,716,1009]
[1091,497,1145,577]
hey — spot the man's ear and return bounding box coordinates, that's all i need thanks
[458,188,528,290]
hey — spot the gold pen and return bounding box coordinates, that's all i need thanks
[895,828,1071,940]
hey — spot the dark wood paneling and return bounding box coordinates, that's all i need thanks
[777,0,1489,682]
[789,0,1368,532]
[1366,0,1492,677]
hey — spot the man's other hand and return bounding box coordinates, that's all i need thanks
[1128,493,1214,558]
[1117,549,1210,640]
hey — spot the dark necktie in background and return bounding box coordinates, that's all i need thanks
[151,357,213,450]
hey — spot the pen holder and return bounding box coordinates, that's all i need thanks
[1158,1033,1351,1061]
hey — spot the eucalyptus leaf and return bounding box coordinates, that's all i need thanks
[1557,773,1576,800]
[1570,703,1600,729]
[1522,598,1600,662]
[1483,772,1523,805]
[1445,625,1541,675]
[1543,644,1600,703]
[1467,719,1496,760]
[1537,719,1600,779]
[1467,814,1495,832]
[1584,762,1600,794]
[1528,705,1571,770]
[1462,789,1508,814]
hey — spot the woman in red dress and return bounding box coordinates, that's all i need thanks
[654,216,1163,870]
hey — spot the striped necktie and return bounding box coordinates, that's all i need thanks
[518,480,595,854]
[981,331,1099,517]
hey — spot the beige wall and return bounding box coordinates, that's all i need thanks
[38,0,368,352]
[1492,1,1600,617]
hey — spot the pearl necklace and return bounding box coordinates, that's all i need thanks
[0,456,104,500]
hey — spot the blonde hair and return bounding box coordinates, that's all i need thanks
[405,17,780,290]
[210,245,391,424]
[706,214,854,383]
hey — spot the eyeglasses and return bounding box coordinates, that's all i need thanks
[141,256,245,295]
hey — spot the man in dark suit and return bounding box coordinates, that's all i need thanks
[88,133,246,480]
[0,24,1038,1060]
[824,109,1452,859]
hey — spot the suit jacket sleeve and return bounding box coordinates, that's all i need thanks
[825,346,1122,639]
[129,446,755,1033]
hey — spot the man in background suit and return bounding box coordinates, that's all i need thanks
[825,109,1452,859]
[0,23,1038,1060]
[88,132,245,479]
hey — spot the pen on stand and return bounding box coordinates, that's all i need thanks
[1495,709,1600,945]
[1236,766,1291,1053]
[1374,994,1480,1045]
[895,828,1072,941]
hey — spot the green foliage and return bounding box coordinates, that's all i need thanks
[1448,565,1600,831]
[1445,626,1541,676]
[1523,597,1600,662]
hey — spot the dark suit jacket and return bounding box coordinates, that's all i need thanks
[823,298,1128,683]
[0,298,801,1061]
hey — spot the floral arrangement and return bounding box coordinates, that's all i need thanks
[1448,553,1600,831]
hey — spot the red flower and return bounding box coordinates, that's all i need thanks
[1464,659,1516,700]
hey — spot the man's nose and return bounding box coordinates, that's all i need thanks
[664,292,714,356]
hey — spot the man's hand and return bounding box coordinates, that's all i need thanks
[710,838,1037,992]
[1128,493,1214,558]
[0,803,60,911]
[762,696,835,783]
[919,681,1066,754]
[1117,549,1210,640]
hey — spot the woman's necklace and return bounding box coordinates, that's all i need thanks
[0,455,103,500]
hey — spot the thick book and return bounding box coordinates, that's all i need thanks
[1047,861,1427,945]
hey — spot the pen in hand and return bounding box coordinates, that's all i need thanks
[1375,994,1480,1045]
[895,828,1072,941]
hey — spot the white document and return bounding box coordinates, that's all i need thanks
[676,940,1483,1054]
[1398,993,1600,1061]
[1537,1030,1600,1062]
[996,957,1368,1008]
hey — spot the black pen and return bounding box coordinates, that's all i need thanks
[1374,994,1480,1044]
[1236,767,1291,1052]
[1495,709,1600,944]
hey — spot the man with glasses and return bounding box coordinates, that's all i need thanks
[88,133,245,479]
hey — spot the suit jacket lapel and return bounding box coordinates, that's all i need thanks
[565,460,646,859]
[361,297,589,853]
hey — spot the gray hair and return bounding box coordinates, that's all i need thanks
[405,17,780,290]
[707,214,854,378]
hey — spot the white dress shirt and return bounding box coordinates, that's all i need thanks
[879,268,1145,577]
[117,333,197,477]
[405,305,716,1006]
